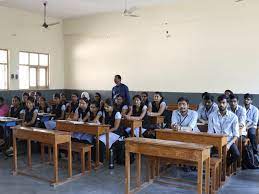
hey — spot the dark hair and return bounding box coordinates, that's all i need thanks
[39,96,46,101]
[60,92,66,97]
[95,93,101,99]
[141,92,148,97]
[71,93,79,97]
[27,96,35,103]
[244,93,253,100]
[201,92,209,98]
[104,98,113,106]
[229,94,238,101]
[0,97,4,103]
[53,93,60,99]
[224,90,233,95]
[13,96,21,102]
[203,93,214,102]
[36,91,42,96]
[133,95,141,101]
[90,100,100,108]
[116,94,124,99]
[177,97,189,104]
[115,75,121,80]
[79,97,89,104]
[217,94,227,102]
[23,92,29,97]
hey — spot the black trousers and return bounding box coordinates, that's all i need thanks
[227,143,240,167]
[248,127,258,154]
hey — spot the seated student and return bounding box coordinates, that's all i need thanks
[44,93,66,130]
[72,97,92,144]
[38,97,51,113]
[171,97,199,132]
[114,94,129,117]
[60,93,68,105]
[9,96,23,118]
[224,89,234,102]
[197,93,218,124]
[147,92,166,117]
[228,94,247,138]
[197,92,209,110]
[0,97,9,116]
[66,93,79,114]
[141,92,151,107]
[87,101,103,124]
[244,93,259,154]
[21,96,38,127]
[94,92,104,111]
[21,92,29,108]
[98,98,122,162]
[208,95,240,167]
[35,91,42,108]
[125,95,149,137]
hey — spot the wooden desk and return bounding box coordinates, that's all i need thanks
[149,116,164,125]
[12,126,72,186]
[56,120,110,168]
[0,117,22,127]
[156,129,228,182]
[121,119,142,137]
[167,104,198,111]
[125,137,211,194]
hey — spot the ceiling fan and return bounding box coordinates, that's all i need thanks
[123,0,139,17]
[42,1,60,28]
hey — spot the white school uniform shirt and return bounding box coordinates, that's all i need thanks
[244,104,259,129]
[228,105,247,136]
[208,110,239,143]
[197,102,218,121]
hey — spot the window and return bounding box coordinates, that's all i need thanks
[19,51,49,89]
[0,49,8,90]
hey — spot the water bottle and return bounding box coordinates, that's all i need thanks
[109,149,114,169]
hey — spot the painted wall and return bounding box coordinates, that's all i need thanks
[63,0,259,94]
[0,6,64,90]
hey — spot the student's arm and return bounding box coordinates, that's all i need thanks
[82,113,89,122]
[148,102,166,117]
[125,106,133,118]
[72,108,79,121]
[110,112,122,132]
[239,108,246,128]
[147,102,152,112]
[92,111,102,124]
[128,106,147,120]
[171,111,180,130]
[24,109,38,127]
[227,117,240,150]
[181,111,198,132]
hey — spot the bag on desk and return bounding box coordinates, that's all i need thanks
[242,142,259,169]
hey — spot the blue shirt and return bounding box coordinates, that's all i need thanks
[197,102,218,121]
[171,109,199,132]
[208,110,239,143]
[244,104,259,129]
[112,83,130,105]
[228,105,247,136]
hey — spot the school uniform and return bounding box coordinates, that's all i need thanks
[69,102,79,113]
[23,108,38,127]
[39,104,51,113]
[114,103,128,113]
[9,105,23,119]
[44,103,66,130]
[125,104,149,137]
[244,104,259,154]
[171,109,199,132]
[208,110,240,166]
[197,102,218,122]
[228,105,247,136]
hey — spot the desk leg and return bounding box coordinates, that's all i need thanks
[131,124,134,137]
[222,145,227,182]
[106,132,109,162]
[197,160,203,194]
[205,157,210,194]
[27,139,32,168]
[125,147,130,194]
[238,136,242,168]
[136,153,141,188]
[139,126,142,138]
[53,143,58,184]
[95,135,100,168]
[13,135,17,174]
[67,141,72,178]
[40,143,44,162]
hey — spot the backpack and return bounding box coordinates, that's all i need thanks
[242,142,259,169]
[112,140,135,165]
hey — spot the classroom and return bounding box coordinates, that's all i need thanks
[0,0,259,194]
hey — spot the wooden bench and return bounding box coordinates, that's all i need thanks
[125,137,211,194]
[41,142,92,175]
[167,104,198,111]
[156,129,228,193]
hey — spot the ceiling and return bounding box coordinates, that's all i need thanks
[0,0,176,19]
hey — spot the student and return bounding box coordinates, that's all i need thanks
[38,96,50,113]
[9,96,23,118]
[66,93,79,114]
[171,97,199,132]
[87,101,103,123]
[21,96,38,127]
[147,92,166,117]
[81,91,90,101]
[72,97,92,144]
[94,92,104,111]
[197,93,218,124]
[98,98,122,162]
[208,95,240,167]
[112,75,130,105]
[44,93,66,130]
[244,93,259,154]
[125,95,149,137]
[114,95,129,117]
[228,94,247,137]
[35,91,42,108]
[197,92,209,110]
[22,92,29,108]
[224,90,234,100]
[0,97,9,117]
[60,93,68,105]
[141,92,151,107]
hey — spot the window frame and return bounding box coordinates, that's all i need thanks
[19,51,49,89]
[0,48,9,90]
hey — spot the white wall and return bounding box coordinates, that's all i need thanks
[63,0,259,93]
[0,6,64,90]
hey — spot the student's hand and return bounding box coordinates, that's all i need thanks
[172,123,180,131]
[124,115,131,120]
[147,111,153,116]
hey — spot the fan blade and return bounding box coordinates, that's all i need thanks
[47,22,60,26]
[128,6,137,14]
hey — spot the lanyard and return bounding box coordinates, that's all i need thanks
[179,114,188,126]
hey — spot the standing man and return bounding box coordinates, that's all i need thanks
[112,75,130,105]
